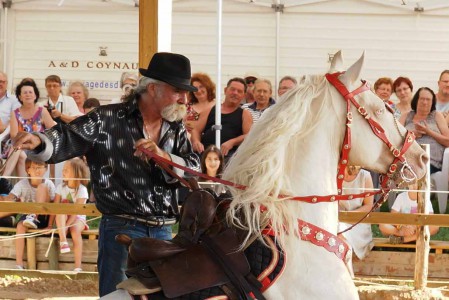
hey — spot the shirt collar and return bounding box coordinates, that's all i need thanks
[0,91,11,102]
[249,97,276,110]
[124,97,178,136]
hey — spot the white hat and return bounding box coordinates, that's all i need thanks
[120,72,139,88]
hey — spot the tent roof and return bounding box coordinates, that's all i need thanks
[230,0,449,11]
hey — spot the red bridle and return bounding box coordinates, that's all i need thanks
[324,72,417,211]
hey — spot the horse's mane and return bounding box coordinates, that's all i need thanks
[224,74,334,248]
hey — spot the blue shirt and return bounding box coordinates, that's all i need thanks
[0,91,20,127]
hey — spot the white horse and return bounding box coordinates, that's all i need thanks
[103,52,427,300]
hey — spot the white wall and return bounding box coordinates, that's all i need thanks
[172,0,449,96]
[9,9,139,102]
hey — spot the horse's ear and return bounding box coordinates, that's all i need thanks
[329,50,343,72]
[340,51,365,86]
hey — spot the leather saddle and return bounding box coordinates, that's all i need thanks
[116,183,265,299]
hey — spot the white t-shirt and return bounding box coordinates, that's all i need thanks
[0,91,20,126]
[10,179,56,203]
[56,183,88,204]
[436,101,449,113]
[40,94,82,117]
[56,183,89,220]
[392,192,434,214]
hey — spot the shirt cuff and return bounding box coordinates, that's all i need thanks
[25,132,54,162]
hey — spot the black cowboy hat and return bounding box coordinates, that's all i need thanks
[139,52,197,92]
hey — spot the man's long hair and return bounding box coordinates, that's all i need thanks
[122,77,161,103]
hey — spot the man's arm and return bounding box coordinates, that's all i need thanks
[190,109,208,153]
[14,113,99,163]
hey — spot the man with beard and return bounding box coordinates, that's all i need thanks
[12,52,200,296]
[191,77,253,162]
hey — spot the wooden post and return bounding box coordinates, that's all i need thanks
[47,239,59,270]
[26,237,36,270]
[139,0,158,69]
[414,144,431,290]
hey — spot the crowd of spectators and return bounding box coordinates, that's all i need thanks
[0,66,448,273]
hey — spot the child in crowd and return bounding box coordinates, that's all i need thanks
[52,157,89,272]
[83,98,101,113]
[0,159,55,269]
[338,166,374,260]
[0,178,15,227]
[199,145,226,194]
[379,182,439,244]
[200,145,224,178]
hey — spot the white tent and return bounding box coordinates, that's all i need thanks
[172,0,449,94]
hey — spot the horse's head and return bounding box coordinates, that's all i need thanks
[328,51,428,184]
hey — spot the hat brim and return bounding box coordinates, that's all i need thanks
[139,68,198,92]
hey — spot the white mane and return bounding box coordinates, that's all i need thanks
[224,74,338,247]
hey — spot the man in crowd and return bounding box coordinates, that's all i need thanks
[12,52,200,297]
[44,75,82,123]
[278,75,297,98]
[0,72,20,134]
[242,72,258,104]
[436,70,449,124]
[191,77,253,161]
[242,78,276,123]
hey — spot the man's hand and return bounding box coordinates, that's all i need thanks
[221,140,234,156]
[192,141,204,153]
[50,109,62,119]
[12,132,42,150]
[134,138,168,160]
[399,225,416,237]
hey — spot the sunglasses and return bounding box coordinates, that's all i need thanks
[245,78,256,85]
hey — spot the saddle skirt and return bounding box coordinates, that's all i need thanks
[116,187,283,299]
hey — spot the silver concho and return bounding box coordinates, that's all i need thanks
[315,232,324,241]
[328,237,336,247]
[338,244,345,253]
[301,226,311,235]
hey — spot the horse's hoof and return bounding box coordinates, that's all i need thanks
[116,234,132,246]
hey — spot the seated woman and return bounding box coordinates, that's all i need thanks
[185,73,216,135]
[338,166,374,260]
[2,81,56,177]
[374,77,394,106]
[399,87,449,174]
[393,76,414,118]
[379,182,439,244]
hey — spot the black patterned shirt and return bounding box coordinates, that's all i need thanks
[27,98,200,218]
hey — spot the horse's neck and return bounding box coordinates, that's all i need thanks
[288,123,341,234]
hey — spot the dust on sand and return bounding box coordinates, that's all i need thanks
[0,275,98,299]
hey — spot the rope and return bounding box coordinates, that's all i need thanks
[0,216,101,242]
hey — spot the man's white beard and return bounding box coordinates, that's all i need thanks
[161,103,187,122]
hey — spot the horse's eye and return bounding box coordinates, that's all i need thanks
[375,108,384,116]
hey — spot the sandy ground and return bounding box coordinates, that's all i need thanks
[0,276,98,300]
[1,275,449,300]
